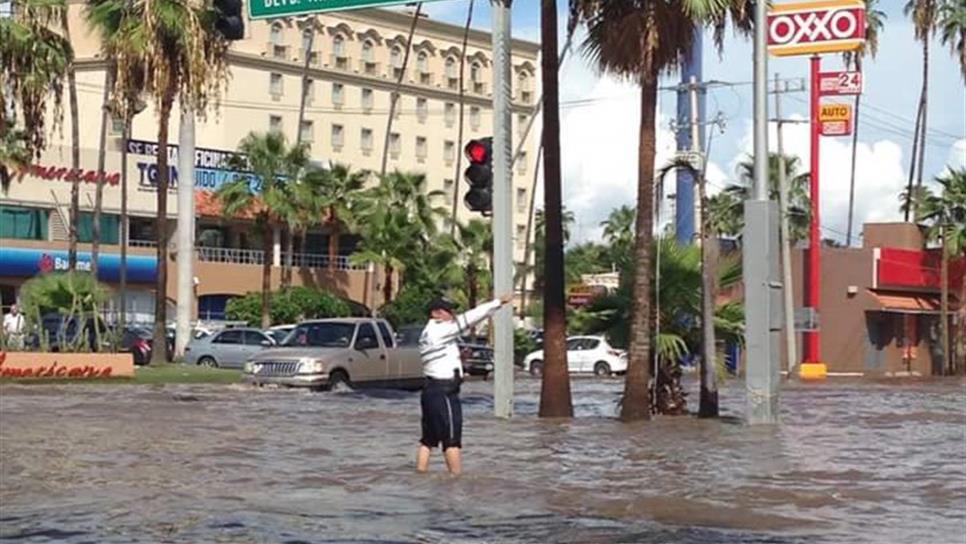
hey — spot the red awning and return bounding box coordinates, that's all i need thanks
[867,290,958,314]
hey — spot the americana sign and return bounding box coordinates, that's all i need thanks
[818,70,863,96]
[768,0,866,57]
[818,102,853,136]
[249,0,445,21]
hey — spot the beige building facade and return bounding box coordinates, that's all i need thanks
[0,5,541,323]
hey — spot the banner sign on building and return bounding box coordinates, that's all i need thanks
[0,248,158,283]
[818,102,853,136]
[768,0,866,57]
[126,139,261,195]
[818,70,863,96]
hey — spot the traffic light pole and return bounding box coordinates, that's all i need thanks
[490,0,514,419]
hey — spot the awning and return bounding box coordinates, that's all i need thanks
[867,290,959,315]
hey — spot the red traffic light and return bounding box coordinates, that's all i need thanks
[465,140,489,164]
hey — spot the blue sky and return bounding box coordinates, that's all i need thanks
[405,0,966,244]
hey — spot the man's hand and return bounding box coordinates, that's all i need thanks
[498,293,514,305]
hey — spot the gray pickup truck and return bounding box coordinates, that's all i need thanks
[243,318,424,390]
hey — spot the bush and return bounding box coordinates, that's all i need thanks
[379,284,436,328]
[226,287,353,326]
[514,327,538,364]
[15,271,110,352]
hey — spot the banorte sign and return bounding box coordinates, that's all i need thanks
[768,0,866,57]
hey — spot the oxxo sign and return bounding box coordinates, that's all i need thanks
[767,0,866,57]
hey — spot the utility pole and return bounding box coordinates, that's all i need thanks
[771,74,806,380]
[745,0,781,424]
[175,110,196,358]
[490,0,514,419]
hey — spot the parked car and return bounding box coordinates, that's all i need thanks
[265,324,296,345]
[522,335,627,377]
[396,325,495,378]
[244,318,423,390]
[26,313,109,352]
[119,326,153,365]
[184,328,275,369]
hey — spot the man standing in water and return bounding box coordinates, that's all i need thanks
[417,294,513,475]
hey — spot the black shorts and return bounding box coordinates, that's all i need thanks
[420,378,462,450]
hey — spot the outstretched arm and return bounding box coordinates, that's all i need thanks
[434,294,513,343]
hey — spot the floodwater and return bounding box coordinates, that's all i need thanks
[1,376,964,544]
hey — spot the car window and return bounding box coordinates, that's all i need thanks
[565,338,581,351]
[583,339,600,350]
[283,322,356,348]
[214,330,243,344]
[243,331,269,346]
[355,323,379,349]
[376,322,395,348]
[397,326,423,347]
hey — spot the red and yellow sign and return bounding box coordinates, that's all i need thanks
[0,352,134,379]
[768,0,866,57]
[819,102,853,136]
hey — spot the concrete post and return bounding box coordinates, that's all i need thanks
[175,109,195,358]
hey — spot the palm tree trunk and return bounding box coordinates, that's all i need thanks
[915,38,930,190]
[467,264,478,308]
[61,9,80,271]
[904,101,924,222]
[620,73,658,422]
[383,264,394,305]
[92,66,114,280]
[698,171,718,418]
[537,0,573,419]
[450,0,474,236]
[151,82,176,364]
[283,225,294,287]
[845,92,861,246]
[941,227,950,375]
[958,274,965,375]
[261,222,273,328]
[120,119,130,328]
[327,209,339,270]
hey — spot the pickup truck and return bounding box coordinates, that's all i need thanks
[243,318,423,390]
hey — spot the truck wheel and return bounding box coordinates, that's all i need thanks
[529,360,543,377]
[198,356,218,368]
[328,369,351,391]
[594,361,611,377]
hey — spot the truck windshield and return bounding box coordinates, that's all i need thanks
[283,323,356,348]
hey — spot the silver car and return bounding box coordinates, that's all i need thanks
[185,327,275,369]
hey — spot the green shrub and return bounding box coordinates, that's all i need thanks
[225,287,353,326]
[379,284,436,328]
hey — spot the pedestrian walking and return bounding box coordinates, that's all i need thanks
[3,304,26,350]
[416,294,513,475]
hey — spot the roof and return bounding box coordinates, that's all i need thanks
[195,191,266,220]
[867,290,960,314]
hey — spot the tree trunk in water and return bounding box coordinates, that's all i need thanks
[958,275,966,375]
[940,229,950,375]
[620,74,658,422]
[698,172,719,418]
[261,223,273,328]
[151,83,176,365]
[62,9,80,271]
[467,264,478,309]
[328,209,340,270]
[537,0,573,419]
[904,101,923,222]
[846,92,861,246]
[92,66,114,281]
[915,38,929,190]
[283,226,294,287]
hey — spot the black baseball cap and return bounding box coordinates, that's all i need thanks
[427,297,457,315]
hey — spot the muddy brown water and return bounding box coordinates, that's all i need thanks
[1,375,964,543]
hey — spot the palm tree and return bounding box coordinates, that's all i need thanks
[218,132,308,328]
[918,168,966,375]
[734,153,812,244]
[0,0,71,181]
[569,0,751,421]
[707,191,742,239]
[843,0,886,246]
[600,205,635,270]
[456,219,493,309]
[88,0,229,362]
[939,0,966,79]
[319,163,368,270]
[904,0,941,222]
[60,6,81,271]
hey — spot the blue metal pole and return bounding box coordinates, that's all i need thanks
[675,30,705,245]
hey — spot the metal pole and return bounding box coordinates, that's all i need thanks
[744,0,779,424]
[175,109,195,358]
[800,55,826,379]
[120,122,129,328]
[491,0,514,419]
[774,74,798,380]
[675,32,703,244]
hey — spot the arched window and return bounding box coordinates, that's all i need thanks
[362,40,374,63]
[416,52,428,73]
[301,29,313,52]
[270,23,284,45]
[390,45,402,68]
[445,57,456,79]
[518,72,532,103]
[333,34,346,58]
[470,62,481,82]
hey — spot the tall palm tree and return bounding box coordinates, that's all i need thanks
[60,6,81,271]
[904,0,941,223]
[918,168,966,375]
[88,0,229,362]
[0,127,31,193]
[456,219,492,309]
[707,191,742,239]
[600,204,635,270]
[842,0,886,246]
[735,153,812,244]
[319,163,368,269]
[939,0,966,79]
[569,0,751,421]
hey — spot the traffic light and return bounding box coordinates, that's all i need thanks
[463,137,492,214]
[213,0,245,40]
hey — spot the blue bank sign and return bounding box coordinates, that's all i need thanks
[127,139,261,194]
[0,248,158,283]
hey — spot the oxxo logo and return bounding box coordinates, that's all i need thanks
[768,0,866,57]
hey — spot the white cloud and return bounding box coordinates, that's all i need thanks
[947,139,966,171]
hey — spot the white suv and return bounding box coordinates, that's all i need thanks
[523,335,628,377]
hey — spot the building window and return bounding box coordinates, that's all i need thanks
[332,82,344,106]
[331,124,344,150]
[518,72,532,103]
[333,34,347,69]
[269,115,283,133]
[515,224,527,251]
[416,97,428,123]
[300,120,314,143]
[361,88,374,112]
[390,45,403,79]
[470,106,481,130]
[302,29,319,66]
[394,96,402,119]
[444,102,455,127]
[270,23,286,59]
[361,128,373,154]
[445,56,457,78]
[516,187,527,212]
[471,62,484,94]
[269,72,283,98]
[77,212,120,244]
[389,132,401,157]
[415,136,427,160]
[304,78,315,105]
[444,178,455,196]
[0,205,49,240]
[444,140,455,164]
[362,40,376,74]
[518,113,527,136]
[416,52,428,74]
[517,151,528,174]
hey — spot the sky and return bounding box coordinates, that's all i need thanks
[401,0,966,246]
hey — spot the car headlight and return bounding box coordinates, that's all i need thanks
[298,357,324,373]
[244,362,253,374]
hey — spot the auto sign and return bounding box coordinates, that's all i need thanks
[768,0,866,57]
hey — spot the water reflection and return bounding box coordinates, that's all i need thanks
[1,377,964,543]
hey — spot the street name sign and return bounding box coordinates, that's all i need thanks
[249,0,443,20]
[767,0,866,57]
[819,70,863,95]
[819,102,853,136]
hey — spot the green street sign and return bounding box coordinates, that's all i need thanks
[248,0,443,20]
